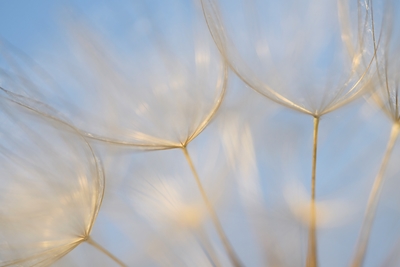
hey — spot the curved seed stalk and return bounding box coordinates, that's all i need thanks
[351,123,400,267]
[182,147,243,267]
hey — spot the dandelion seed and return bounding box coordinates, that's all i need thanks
[0,92,127,267]
[351,1,400,265]
[0,1,227,151]
[201,0,374,117]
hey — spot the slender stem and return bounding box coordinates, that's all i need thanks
[86,237,128,267]
[196,226,223,267]
[351,123,400,267]
[306,116,320,267]
[181,147,243,267]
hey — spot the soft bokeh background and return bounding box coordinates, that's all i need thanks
[1,1,400,267]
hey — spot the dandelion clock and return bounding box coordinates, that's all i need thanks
[0,0,226,151]
[0,91,126,266]
[351,1,400,266]
[201,0,374,116]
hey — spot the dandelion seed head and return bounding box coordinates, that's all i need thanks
[0,96,104,266]
[0,1,227,150]
[127,174,208,229]
[202,0,375,116]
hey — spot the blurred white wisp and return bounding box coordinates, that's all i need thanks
[0,0,227,150]
[220,112,308,267]
[0,93,104,266]
[127,173,207,231]
[220,113,275,265]
[122,146,231,267]
[283,180,354,229]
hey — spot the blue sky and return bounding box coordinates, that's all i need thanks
[1,1,400,267]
